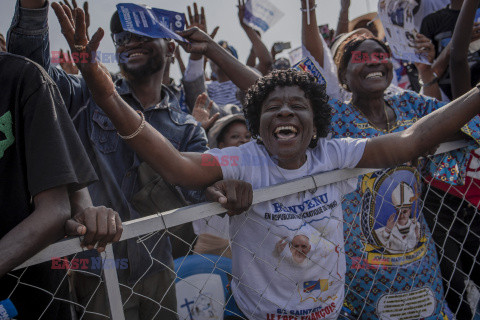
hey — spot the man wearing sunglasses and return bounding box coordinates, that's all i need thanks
[8,1,208,319]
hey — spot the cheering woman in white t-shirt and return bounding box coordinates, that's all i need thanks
[53,5,480,318]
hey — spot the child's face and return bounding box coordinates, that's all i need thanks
[219,122,251,148]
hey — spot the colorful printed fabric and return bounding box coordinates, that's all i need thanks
[428,131,480,187]
[392,58,413,91]
[328,90,472,319]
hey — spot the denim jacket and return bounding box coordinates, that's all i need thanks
[8,1,208,283]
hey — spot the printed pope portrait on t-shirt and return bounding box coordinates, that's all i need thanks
[358,166,427,265]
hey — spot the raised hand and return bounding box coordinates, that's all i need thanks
[237,0,247,29]
[385,213,396,233]
[186,2,219,40]
[414,33,435,63]
[60,0,76,11]
[335,0,350,36]
[84,1,90,37]
[192,93,220,130]
[415,222,420,239]
[60,0,90,39]
[206,179,253,216]
[414,33,435,75]
[341,0,351,10]
[177,27,214,55]
[275,237,288,254]
[178,25,260,91]
[51,3,115,102]
[59,49,79,74]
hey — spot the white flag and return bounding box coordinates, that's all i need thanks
[243,0,284,33]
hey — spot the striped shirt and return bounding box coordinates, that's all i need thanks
[207,80,242,107]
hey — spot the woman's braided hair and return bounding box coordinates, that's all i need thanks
[243,69,331,148]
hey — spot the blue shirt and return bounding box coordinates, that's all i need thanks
[7,0,208,284]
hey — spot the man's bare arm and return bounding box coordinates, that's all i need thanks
[0,186,70,277]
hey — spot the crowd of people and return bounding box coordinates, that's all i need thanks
[1,0,480,319]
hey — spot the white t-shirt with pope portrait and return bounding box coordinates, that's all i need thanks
[207,137,366,320]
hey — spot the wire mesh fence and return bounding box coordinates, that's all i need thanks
[4,141,480,320]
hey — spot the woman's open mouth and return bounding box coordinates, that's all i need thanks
[365,71,385,79]
[274,125,298,141]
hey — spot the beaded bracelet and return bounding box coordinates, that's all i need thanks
[118,110,146,140]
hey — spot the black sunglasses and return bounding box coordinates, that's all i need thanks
[111,31,154,47]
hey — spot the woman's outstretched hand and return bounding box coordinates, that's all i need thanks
[51,2,115,103]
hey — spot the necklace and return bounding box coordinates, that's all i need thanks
[384,102,390,133]
[351,99,394,133]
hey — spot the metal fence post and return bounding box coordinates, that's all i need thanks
[102,245,125,320]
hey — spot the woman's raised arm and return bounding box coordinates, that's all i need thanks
[51,3,223,189]
[357,85,480,168]
[450,0,480,98]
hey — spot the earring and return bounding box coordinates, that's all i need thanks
[312,134,317,140]
[342,84,348,90]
